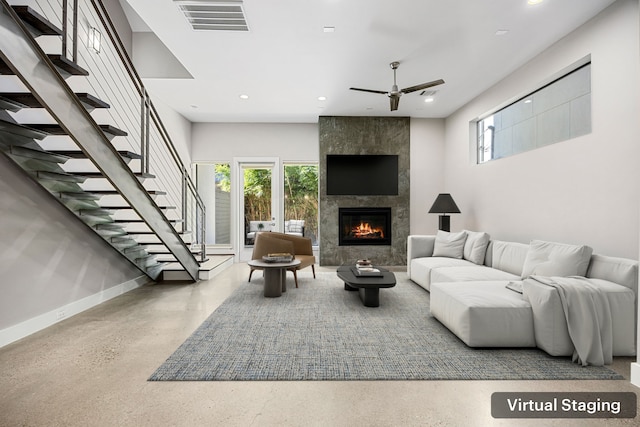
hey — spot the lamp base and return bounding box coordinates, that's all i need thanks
[438,215,451,232]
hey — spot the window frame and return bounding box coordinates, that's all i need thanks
[473,56,592,164]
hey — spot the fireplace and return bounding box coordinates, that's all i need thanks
[338,207,392,246]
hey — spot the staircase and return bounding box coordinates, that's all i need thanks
[0,2,205,281]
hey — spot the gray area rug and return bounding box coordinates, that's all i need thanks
[149,272,624,381]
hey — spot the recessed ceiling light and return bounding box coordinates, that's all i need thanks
[424,97,434,103]
[318,96,327,101]
[527,0,544,5]
[239,94,249,100]
[495,29,509,36]
[524,99,532,104]
[323,26,335,33]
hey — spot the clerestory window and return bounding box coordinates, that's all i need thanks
[476,60,591,164]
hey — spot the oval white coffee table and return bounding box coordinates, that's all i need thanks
[247,259,301,297]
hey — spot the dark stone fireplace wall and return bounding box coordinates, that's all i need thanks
[319,116,410,266]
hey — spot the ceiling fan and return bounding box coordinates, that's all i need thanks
[350,61,444,111]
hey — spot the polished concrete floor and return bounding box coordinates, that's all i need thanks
[0,263,638,427]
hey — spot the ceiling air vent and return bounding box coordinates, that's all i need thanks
[173,0,249,31]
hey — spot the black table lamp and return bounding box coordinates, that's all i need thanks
[428,193,460,232]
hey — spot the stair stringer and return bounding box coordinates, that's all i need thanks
[0,4,200,281]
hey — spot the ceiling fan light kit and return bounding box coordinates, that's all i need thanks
[349,61,444,111]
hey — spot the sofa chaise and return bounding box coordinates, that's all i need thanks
[407,231,637,364]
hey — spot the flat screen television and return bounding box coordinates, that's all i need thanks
[326,154,398,195]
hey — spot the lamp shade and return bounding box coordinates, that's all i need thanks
[428,193,461,214]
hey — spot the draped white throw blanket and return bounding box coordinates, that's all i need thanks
[525,276,613,366]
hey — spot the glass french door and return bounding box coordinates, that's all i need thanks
[236,158,280,261]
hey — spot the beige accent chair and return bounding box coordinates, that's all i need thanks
[248,231,316,288]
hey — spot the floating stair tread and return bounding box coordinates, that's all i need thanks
[145,263,165,280]
[125,230,189,235]
[35,170,87,183]
[0,118,48,140]
[95,223,125,231]
[88,189,165,196]
[28,123,128,137]
[8,145,71,163]
[68,171,155,179]
[0,92,110,109]
[136,256,158,266]
[95,229,127,238]
[76,93,110,109]
[124,246,147,254]
[161,259,212,271]
[0,95,28,112]
[147,248,202,255]
[78,208,115,216]
[57,192,101,201]
[12,6,63,36]
[49,150,141,160]
[94,225,126,234]
[111,236,136,243]
[47,54,89,76]
[100,205,176,210]
[112,218,183,224]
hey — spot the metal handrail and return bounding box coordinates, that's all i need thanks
[0,0,201,280]
[88,0,206,263]
[7,0,206,266]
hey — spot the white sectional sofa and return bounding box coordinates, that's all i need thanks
[407,231,638,365]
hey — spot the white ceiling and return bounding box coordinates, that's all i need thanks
[119,0,617,123]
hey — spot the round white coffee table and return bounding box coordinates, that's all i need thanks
[247,259,301,297]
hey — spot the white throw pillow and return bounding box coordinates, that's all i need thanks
[462,230,490,265]
[521,240,593,279]
[432,230,467,259]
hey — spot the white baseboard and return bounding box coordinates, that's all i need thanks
[631,362,640,388]
[0,275,149,349]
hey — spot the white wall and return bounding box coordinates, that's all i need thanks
[0,157,147,347]
[149,93,193,166]
[192,122,319,162]
[103,0,133,56]
[443,0,640,259]
[409,118,447,235]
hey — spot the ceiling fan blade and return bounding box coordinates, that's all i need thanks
[401,79,445,94]
[390,95,400,111]
[350,87,389,95]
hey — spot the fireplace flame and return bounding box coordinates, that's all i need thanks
[352,221,384,239]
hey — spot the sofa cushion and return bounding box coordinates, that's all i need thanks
[431,265,520,285]
[430,281,535,348]
[489,240,529,276]
[521,240,592,278]
[433,230,467,259]
[587,254,638,294]
[462,230,490,265]
[409,257,475,291]
[522,276,636,357]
